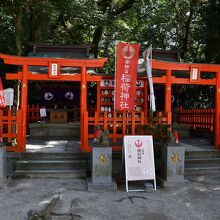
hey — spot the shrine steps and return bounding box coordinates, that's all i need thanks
[29,123,80,138]
[185,150,220,175]
[14,152,87,179]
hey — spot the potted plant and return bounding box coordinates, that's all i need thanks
[143,113,185,186]
[143,113,172,160]
[93,125,110,147]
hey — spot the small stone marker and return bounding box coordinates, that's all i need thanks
[159,143,186,187]
[87,146,117,191]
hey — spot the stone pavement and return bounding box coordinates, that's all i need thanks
[0,174,220,220]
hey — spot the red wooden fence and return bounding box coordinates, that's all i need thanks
[83,111,168,151]
[27,105,40,122]
[83,111,147,151]
[0,109,23,151]
[177,107,215,132]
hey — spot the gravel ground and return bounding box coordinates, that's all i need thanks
[0,174,220,220]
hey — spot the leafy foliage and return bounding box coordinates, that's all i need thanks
[0,0,213,62]
[0,0,219,108]
[201,0,220,64]
[143,113,172,147]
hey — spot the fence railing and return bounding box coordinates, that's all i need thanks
[176,107,215,132]
[83,111,148,151]
[0,109,23,151]
[27,105,40,122]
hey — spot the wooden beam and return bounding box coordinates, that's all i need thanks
[152,59,220,72]
[87,75,102,82]
[6,72,102,82]
[171,77,216,85]
[153,76,166,84]
[26,73,81,81]
[0,53,107,67]
[6,72,22,80]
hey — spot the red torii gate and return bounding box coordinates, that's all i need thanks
[1,53,220,152]
[152,60,220,149]
[0,53,107,152]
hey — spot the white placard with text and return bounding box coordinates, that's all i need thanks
[123,135,156,191]
[40,108,47,117]
[4,88,14,107]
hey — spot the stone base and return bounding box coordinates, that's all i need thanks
[0,145,7,189]
[157,176,189,188]
[161,143,185,183]
[87,179,117,191]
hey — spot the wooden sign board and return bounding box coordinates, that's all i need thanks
[123,135,156,192]
[49,62,60,78]
[190,66,200,82]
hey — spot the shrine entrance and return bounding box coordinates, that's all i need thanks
[0,53,107,152]
[27,81,80,142]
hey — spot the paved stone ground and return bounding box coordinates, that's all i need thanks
[0,174,220,220]
[2,135,218,219]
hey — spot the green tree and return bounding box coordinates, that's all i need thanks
[202,0,220,64]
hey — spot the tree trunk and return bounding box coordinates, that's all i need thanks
[91,0,137,57]
[14,4,23,55]
[92,26,104,58]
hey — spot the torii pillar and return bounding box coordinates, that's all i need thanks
[215,71,220,149]
[80,66,87,151]
[165,69,172,125]
[20,65,28,150]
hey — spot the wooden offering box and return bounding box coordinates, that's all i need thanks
[50,110,67,124]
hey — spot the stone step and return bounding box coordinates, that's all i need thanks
[185,150,220,159]
[29,123,80,138]
[185,166,220,175]
[15,170,86,178]
[185,158,220,167]
[20,152,85,160]
[16,160,86,170]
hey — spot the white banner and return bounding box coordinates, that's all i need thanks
[143,47,156,112]
[4,88,14,107]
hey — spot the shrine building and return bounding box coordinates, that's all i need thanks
[0,44,220,153]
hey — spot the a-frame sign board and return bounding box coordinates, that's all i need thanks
[123,135,156,192]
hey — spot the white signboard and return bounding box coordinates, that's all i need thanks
[192,68,198,80]
[4,88,14,107]
[40,108,47,117]
[124,135,156,192]
[51,63,58,76]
